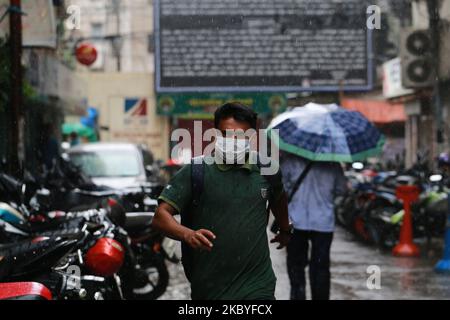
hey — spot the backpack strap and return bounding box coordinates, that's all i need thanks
[256,155,280,207]
[255,155,282,226]
[191,156,205,208]
[180,156,205,283]
[260,156,314,234]
[287,161,314,203]
[181,157,205,228]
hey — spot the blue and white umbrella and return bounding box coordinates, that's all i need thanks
[267,103,385,163]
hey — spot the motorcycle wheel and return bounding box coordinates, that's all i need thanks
[365,222,382,247]
[366,202,399,249]
[129,255,169,300]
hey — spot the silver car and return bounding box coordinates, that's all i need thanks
[67,142,157,190]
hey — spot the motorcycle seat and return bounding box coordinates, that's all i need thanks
[376,185,396,195]
[1,217,86,239]
[0,236,81,280]
[124,212,154,230]
[0,237,60,258]
[0,282,52,300]
[29,217,86,234]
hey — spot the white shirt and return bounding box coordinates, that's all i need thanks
[281,154,348,233]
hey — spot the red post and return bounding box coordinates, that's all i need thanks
[393,185,420,257]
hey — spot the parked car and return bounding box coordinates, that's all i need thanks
[67,143,161,190]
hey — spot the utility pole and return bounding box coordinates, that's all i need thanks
[427,0,443,165]
[8,0,22,175]
[112,0,122,72]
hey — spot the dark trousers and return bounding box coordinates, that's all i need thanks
[287,230,333,300]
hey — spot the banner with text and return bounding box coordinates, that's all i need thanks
[155,0,373,93]
[156,93,287,116]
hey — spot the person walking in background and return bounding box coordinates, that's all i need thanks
[41,124,60,170]
[281,152,349,300]
[69,132,81,147]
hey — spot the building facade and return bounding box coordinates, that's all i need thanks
[64,0,170,160]
[66,0,154,73]
[402,0,450,168]
[0,0,88,170]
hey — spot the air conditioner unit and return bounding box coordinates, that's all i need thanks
[400,28,435,88]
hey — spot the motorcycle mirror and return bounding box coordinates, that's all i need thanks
[61,153,70,161]
[430,174,443,182]
[106,199,126,227]
[352,162,364,170]
[145,165,154,176]
[61,142,71,151]
[37,188,51,196]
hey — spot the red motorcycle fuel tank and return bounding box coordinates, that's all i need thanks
[85,238,125,277]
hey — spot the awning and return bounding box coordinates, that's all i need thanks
[341,98,406,124]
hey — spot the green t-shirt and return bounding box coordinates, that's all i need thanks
[158,157,284,300]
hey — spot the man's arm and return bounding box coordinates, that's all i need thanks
[152,202,216,251]
[334,164,350,196]
[269,191,291,249]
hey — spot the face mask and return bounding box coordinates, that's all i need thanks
[215,136,250,165]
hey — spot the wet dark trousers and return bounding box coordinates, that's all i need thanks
[287,230,333,300]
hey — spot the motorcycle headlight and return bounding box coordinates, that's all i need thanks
[143,196,158,207]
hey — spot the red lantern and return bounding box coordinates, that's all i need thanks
[76,43,98,66]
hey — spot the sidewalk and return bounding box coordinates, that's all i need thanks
[160,225,450,300]
[272,226,450,300]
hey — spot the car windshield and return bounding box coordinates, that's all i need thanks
[70,150,141,178]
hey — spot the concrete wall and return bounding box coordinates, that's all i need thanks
[79,72,169,160]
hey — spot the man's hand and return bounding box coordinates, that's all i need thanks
[183,229,217,252]
[153,203,216,252]
[269,191,291,250]
[270,232,291,250]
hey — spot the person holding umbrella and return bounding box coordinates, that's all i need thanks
[267,103,385,300]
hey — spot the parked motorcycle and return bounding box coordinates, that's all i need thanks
[335,160,448,249]
[0,156,175,300]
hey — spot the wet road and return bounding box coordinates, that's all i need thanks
[159,226,450,300]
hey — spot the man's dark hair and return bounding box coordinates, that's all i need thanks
[214,102,258,130]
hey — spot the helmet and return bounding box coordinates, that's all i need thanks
[438,152,450,168]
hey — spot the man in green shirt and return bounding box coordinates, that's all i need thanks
[152,102,291,300]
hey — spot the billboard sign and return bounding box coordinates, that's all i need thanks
[155,0,373,93]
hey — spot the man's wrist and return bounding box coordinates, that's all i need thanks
[279,225,293,235]
[181,228,194,243]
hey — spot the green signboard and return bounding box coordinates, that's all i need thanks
[156,93,287,117]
